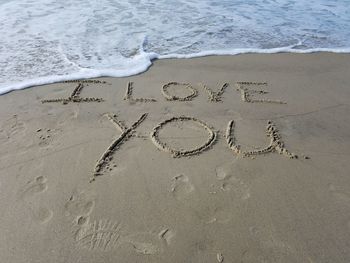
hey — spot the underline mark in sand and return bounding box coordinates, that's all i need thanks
[41,81,105,104]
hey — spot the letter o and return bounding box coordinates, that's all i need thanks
[162,82,198,101]
[150,116,216,157]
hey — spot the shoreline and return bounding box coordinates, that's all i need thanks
[1,51,350,95]
[1,53,350,262]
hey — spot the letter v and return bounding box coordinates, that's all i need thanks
[200,83,229,102]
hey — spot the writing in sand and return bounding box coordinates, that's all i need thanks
[40,80,304,182]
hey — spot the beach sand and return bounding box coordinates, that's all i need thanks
[1,53,350,262]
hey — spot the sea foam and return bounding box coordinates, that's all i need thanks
[0,0,349,94]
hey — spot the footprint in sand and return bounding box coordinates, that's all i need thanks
[124,229,173,255]
[245,227,299,262]
[215,166,232,181]
[64,192,129,252]
[0,115,26,140]
[103,160,128,175]
[240,242,298,262]
[158,228,176,246]
[18,175,48,200]
[71,216,174,254]
[206,208,233,224]
[170,174,195,200]
[73,217,123,251]
[64,191,95,218]
[18,175,53,224]
[215,166,250,200]
[35,128,60,147]
[220,177,250,200]
[31,207,53,224]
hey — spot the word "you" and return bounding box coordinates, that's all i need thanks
[91,113,297,182]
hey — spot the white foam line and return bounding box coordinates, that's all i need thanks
[1,47,350,95]
[158,47,350,59]
[0,53,157,95]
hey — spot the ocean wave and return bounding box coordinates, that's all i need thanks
[0,0,350,94]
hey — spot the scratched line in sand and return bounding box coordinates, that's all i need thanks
[74,218,123,251]
[124,81,157,103]
[72,208,175,255]
[235,82,286,104]
[91,113,148,182]
[41,81,105,104]
[200,82,229,102]
[73,218,173,254]
[66,195,174,255]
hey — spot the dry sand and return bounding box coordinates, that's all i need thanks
[1,53,350,262]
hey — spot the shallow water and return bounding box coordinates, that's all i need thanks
[0,0,349,93]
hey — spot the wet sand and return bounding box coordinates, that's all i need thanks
[1,53,350,262]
